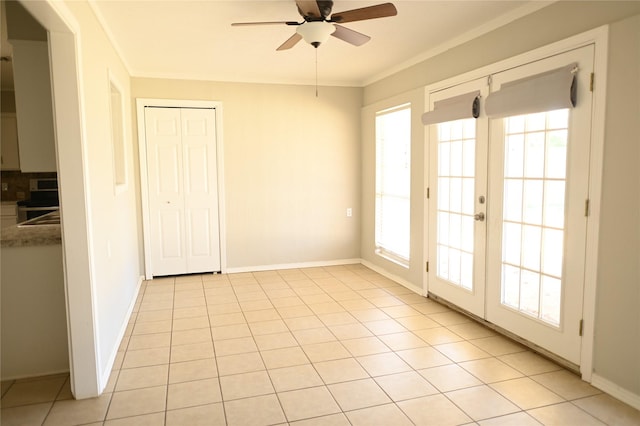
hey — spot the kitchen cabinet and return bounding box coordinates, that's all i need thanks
[10,40,57,172]
[1,113,20,171]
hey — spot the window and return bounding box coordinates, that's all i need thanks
[375,104,411,265]
[500,109,569,326]
[109,75,127,190]
[436,117,477,290]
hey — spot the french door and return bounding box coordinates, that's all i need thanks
[144,107,221,276]
[486,46,594,364]
[428,46,594,365]
[428,79,489,318]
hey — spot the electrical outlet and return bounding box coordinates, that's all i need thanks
[346,208,353,217]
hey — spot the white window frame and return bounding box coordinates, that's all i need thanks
[423,26,608,382]
[108,69,128,194]
[375,103,412,267]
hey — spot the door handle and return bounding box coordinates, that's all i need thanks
[474,212,485,221]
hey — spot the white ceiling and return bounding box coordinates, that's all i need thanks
[90,1,550,87]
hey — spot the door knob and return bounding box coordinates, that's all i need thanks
[474,212,485,221]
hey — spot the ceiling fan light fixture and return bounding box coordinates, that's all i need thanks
[296,21,335,48]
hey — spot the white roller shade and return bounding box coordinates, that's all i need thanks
[485,63,577,118]
[422,91,480,125]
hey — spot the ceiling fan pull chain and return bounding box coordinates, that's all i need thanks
[315,48,319,97]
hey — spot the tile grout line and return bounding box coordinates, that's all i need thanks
[101,277,150,424]
[287,268,408,423]
[205,272,230,426]
[261,269,311,424]
[163,274,178,425]
[3,265,632,425]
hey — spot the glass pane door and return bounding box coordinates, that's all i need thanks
[501,110,569,327]
[436,118,476,290]
[486,45,594,365]
[428,79,488,318]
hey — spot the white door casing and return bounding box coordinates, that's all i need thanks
[140,103,223,277]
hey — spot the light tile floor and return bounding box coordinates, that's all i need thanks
[2,264,640,425]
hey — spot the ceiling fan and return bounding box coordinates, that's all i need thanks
[232,1,397,50]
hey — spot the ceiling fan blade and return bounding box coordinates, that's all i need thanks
[276,33,303,51]
[232,21,298,26]
[331,24,370,46]
[331,3,397,23]
[296,0,322,19]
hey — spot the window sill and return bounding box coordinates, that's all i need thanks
[375,248,409,269]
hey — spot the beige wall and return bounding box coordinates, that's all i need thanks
[594,13,640,396]
[132,79,363,269]
[362,1,640,397]
[365,1,640,105]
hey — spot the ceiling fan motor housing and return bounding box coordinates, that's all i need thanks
[298,0,334,20]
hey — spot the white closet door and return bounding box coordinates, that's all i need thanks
[145,107,220,276]
[181,108,221,273]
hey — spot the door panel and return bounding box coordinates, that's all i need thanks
[428,78,489,318]
[156,145,181,194]
[146,108,186,276]
[188,209,212,256]
[159,210,183,259]
[181,108,221,273]
[486,45,594,364]
[184,145,211,194]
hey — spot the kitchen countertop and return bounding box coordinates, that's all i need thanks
[1,210,62,247]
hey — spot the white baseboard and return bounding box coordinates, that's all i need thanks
[225,258,362,274]
[591,373,640,411]
[1,368,71,382]
[360,259,423,295]
[98,275,144,394]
